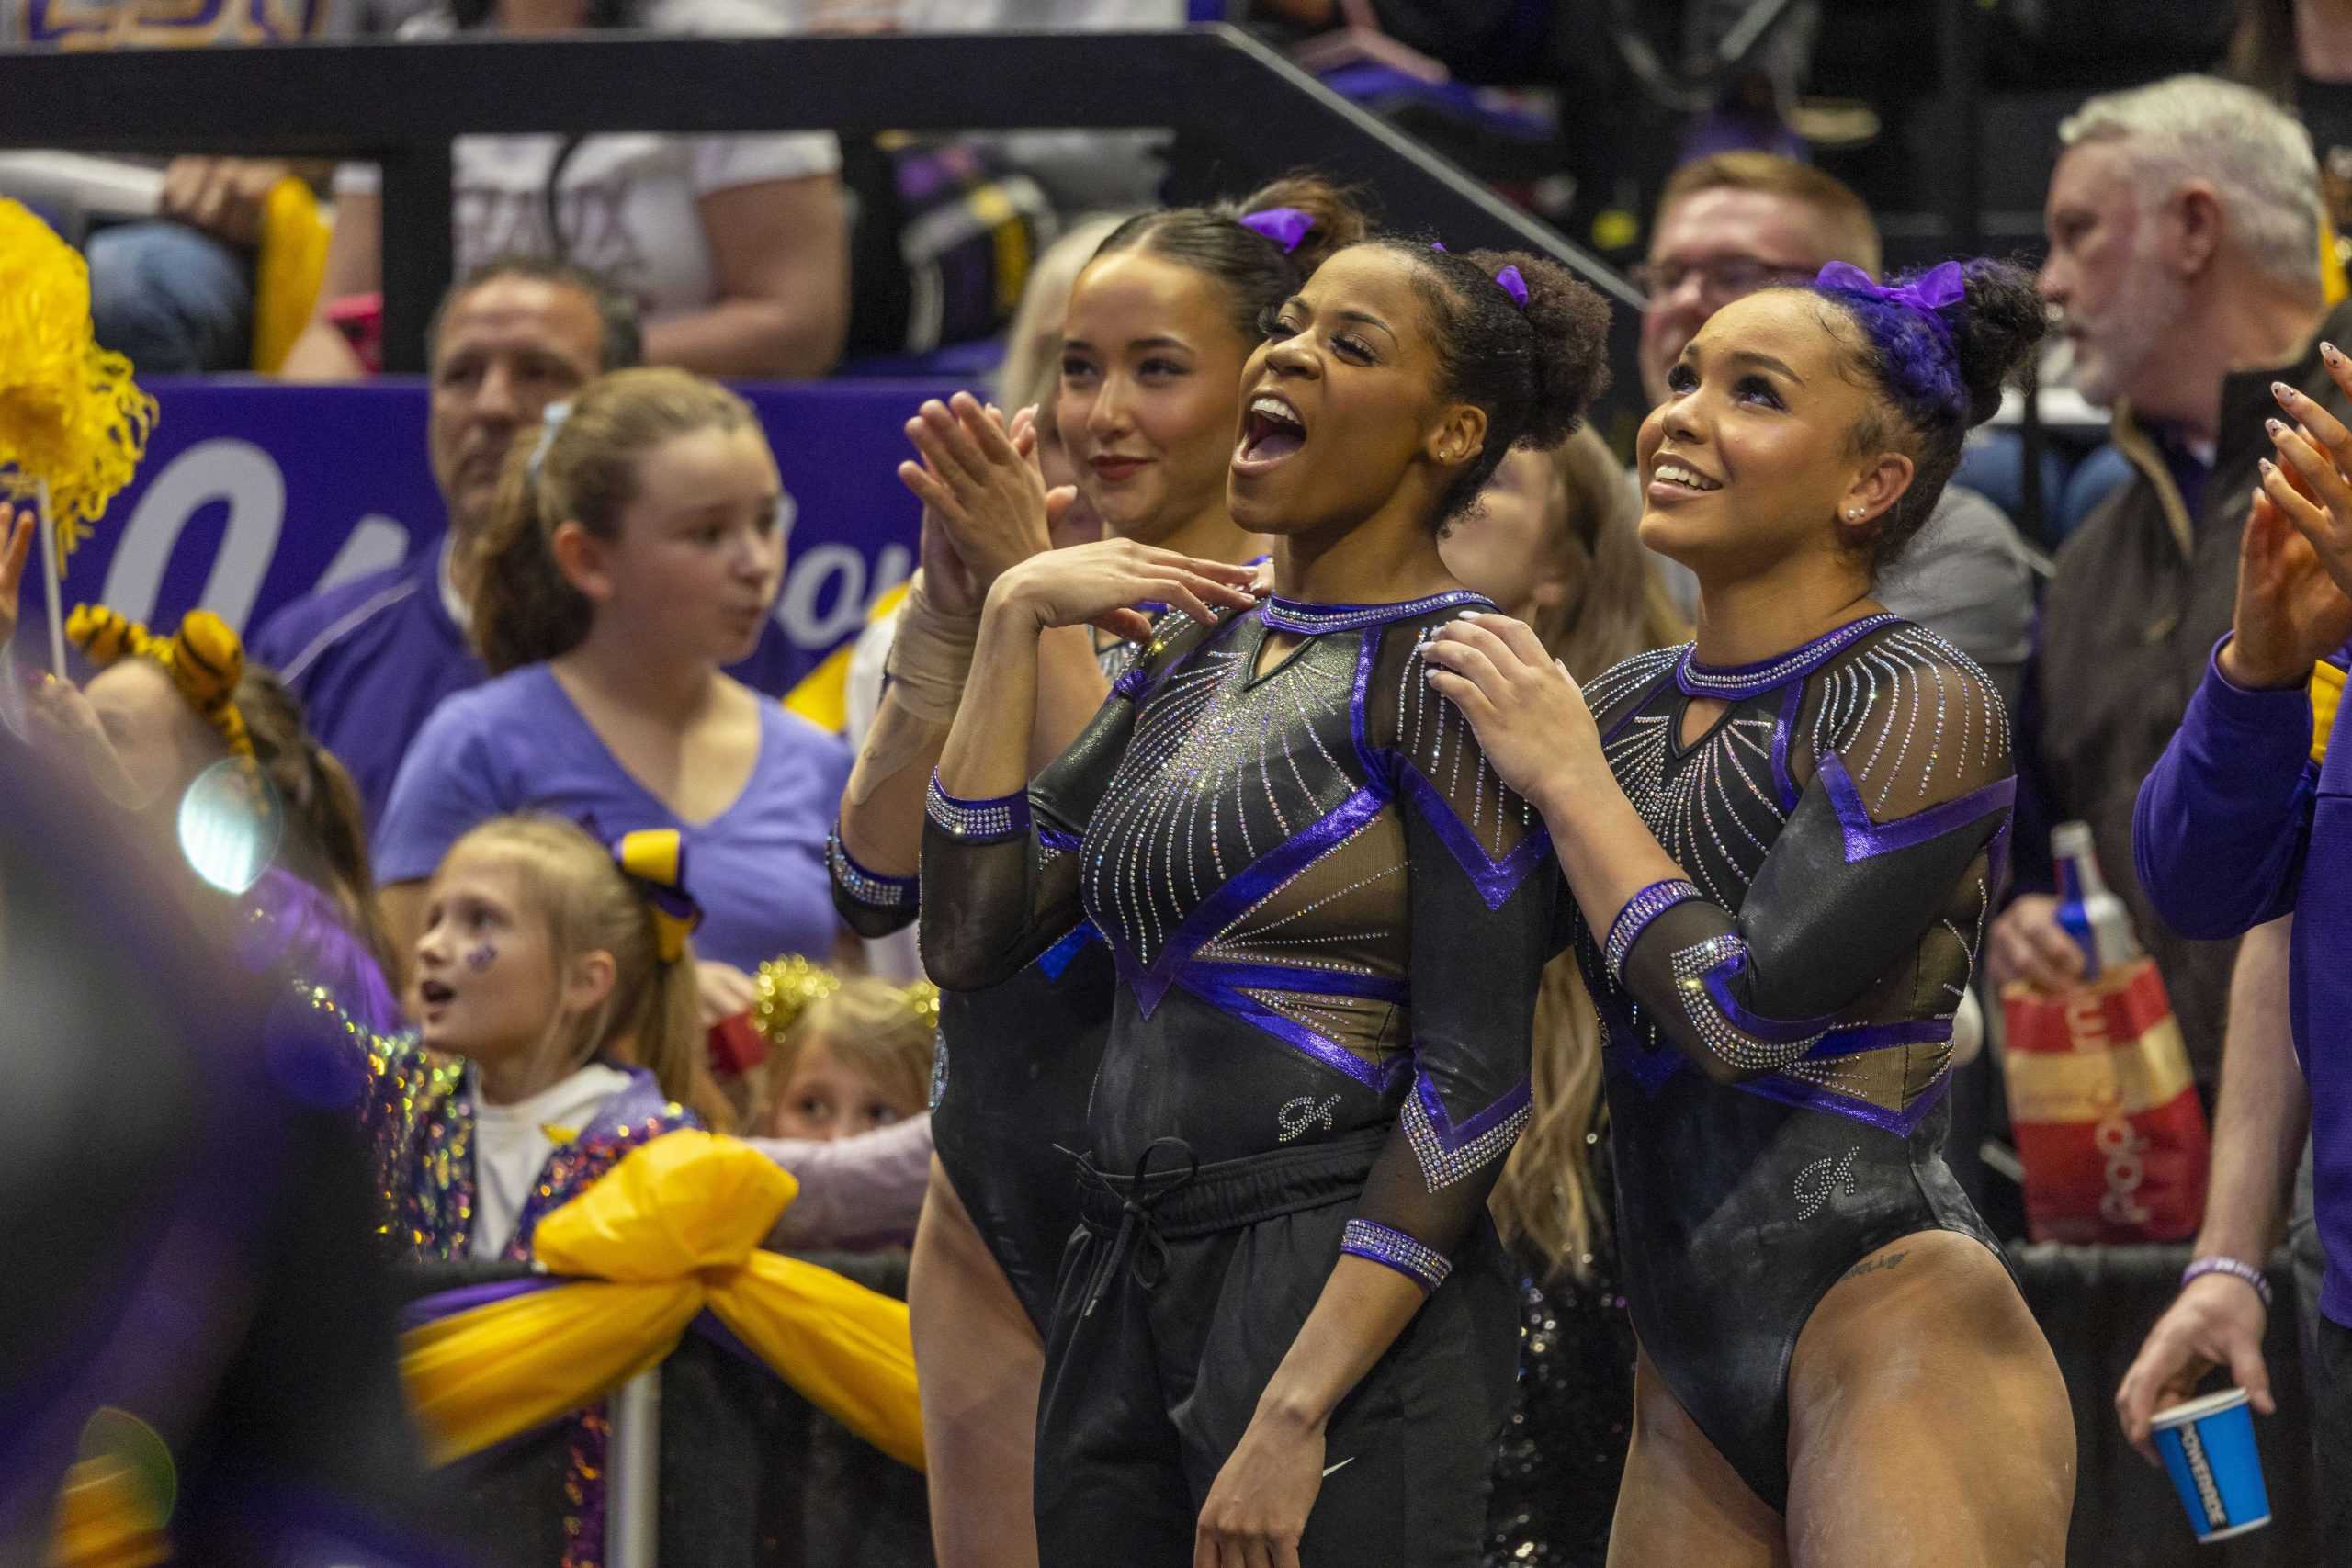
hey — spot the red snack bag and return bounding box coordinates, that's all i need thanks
[707,1010,768,1080]
[1999,958,2211,1244]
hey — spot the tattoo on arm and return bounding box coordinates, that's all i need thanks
[1838,1250,1906,1284]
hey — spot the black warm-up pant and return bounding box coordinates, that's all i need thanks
[1031,1132,1518,1567]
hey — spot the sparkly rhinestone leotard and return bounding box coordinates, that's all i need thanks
[831,627,1147,1334]
[922,590,1558,1278]
[921,592,1561,1562]
[1576,615,2012,1512]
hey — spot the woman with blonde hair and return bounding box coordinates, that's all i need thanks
[1440,424,1682,1567]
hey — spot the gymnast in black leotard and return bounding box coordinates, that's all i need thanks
[831,176,1364,1568]
[1422,260,2076,1564]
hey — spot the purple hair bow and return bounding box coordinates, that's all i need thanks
[1430,242,1529,311]
[1240,206,1315,254]
[1814,259,1963,347]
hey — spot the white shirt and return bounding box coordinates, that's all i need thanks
[467,1061,635,1259]
[336,0,841,326]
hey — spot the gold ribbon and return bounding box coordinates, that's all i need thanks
[400,1129,924,1471]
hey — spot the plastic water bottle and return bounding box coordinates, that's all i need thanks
[2052,820,2140,981]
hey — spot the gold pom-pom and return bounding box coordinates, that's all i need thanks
[0,199,156,563]
[752,954,842,1046]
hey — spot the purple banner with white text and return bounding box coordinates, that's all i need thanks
[9,376,961,691]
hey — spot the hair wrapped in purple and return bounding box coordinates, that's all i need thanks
[1808,260,1970,426]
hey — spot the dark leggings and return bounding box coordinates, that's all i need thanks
[1031,1135,1518,1567]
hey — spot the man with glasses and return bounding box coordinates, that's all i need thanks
[1633,152,2035,702]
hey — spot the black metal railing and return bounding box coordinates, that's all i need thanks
[0,26,1641,381]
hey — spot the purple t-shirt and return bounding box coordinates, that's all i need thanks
[251,543,818,831]
[375,664,850,970]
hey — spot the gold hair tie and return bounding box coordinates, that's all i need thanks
[752,954,841,1046]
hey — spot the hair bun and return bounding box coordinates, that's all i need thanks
[1948,258,2048,428]
[1462,250,1613,448]
[1238,173,1372,277]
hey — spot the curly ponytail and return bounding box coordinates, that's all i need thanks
[468,367,763,674]
[1379,240,1615,528]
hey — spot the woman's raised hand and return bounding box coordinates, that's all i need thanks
[2238,371,2352,687]
[989,537,1261,644]
[1418,611,1604,815]
[898,392,1070,592]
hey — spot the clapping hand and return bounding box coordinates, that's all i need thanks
[2244,367,2352,686]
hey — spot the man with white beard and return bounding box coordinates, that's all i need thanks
[1988,74,2345,1089]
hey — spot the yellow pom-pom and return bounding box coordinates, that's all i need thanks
[752,955,841,1046]
[0,199,155,564]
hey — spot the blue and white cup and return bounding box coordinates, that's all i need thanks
[2151,1387,2271,1543]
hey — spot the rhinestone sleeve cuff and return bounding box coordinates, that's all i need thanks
[1603,877,1702,984]
[829,827,919,911]
[1340,1218,1452,1292]
[925,773,1031,842]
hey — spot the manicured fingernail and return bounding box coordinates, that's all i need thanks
[2274,380,2298,402]
[2326,342,2344,365]
[1456,608,1484,619]
[2267,418,2286,434]
[2259,457,2277,473]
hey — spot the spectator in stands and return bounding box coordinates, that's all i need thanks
[278,0,848,381]
[0,0,345,374]
[2230,0,2352,265]
[2115,344,2352,1534]
[374,367,851,1025]
[1,564,403,1034]
[763,976,934,1145]
[1989,75,2346,1085]
[1634,152,2037,699]
[252,257,809,829]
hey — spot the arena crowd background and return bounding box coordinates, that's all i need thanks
[0,3,2336,1565]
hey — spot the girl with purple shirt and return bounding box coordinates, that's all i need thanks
[375,368,851,1021]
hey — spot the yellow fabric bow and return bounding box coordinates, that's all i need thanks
[2313,659,2343,769]
[611,828,701,964]
[400,1129,924,1471]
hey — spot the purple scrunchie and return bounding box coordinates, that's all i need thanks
[1239,206,1315,254]
[1811,259,1969,421]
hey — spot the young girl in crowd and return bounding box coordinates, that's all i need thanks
[290,810,710,1568]
[915,235,1610,1564]
[1437,426,1683,1568]
[1420,261,2075,1560]
[831,178,1362,1568]
[375,367,852,1037]
[756,965,937,1145]
[28,596,403,1034]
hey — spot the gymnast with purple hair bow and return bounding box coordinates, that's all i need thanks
[1419,256,2075,1560]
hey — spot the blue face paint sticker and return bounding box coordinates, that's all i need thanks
[465,942,498,973]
